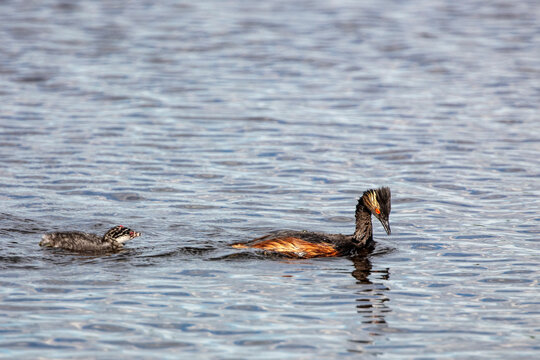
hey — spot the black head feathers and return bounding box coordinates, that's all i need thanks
[359,187,392,235]
[361,187,391,215]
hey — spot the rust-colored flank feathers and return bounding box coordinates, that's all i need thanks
[232,237,340,258]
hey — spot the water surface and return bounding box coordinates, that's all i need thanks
[0,0,539,359]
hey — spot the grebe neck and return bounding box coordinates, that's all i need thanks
[353,202,373,246]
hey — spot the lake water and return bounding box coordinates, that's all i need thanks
[0,0,539,359]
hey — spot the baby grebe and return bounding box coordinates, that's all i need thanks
[39,225,141,252]
[232,187,391,258]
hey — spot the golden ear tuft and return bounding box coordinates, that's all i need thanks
[369,191,379,207]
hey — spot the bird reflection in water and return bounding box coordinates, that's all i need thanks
[348,249,391,353]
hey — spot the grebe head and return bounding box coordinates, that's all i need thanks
[362,187,392,235]
[103,225,141,244]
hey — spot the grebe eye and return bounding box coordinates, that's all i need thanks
[375,208,381,215]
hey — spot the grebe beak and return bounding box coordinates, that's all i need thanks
[380,219,391,235]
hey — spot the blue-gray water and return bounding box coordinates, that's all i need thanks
[1,0,539,359]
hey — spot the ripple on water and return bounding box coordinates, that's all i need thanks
[82,324,134,333]
[102,340,193,349]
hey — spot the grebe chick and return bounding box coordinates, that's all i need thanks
[232,187,391,258]
[39,225,141,252]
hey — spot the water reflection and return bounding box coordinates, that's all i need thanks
[348,253,391,353]
[352,256,390,322]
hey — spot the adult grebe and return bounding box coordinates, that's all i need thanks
[232,187,391,258]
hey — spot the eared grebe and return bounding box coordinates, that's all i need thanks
[39,225,141,252]
[232,187,391,258]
